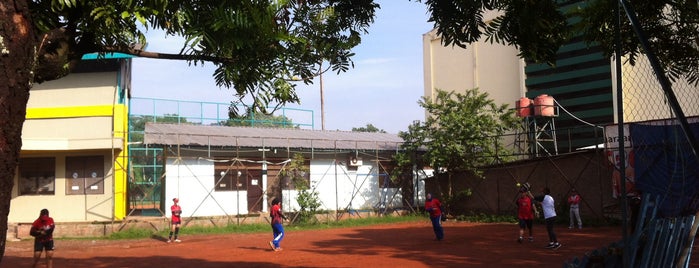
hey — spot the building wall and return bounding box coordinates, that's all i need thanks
[616,55,699,123]
[9,151,115,222]
[28,72,119,107]
[22,117,116,150]
[308,159,402,212]
[422,10,524,109]
[164,158,250,217]
[422,29,524,110]
[12,57,131,224]
[163,156,404,217]
[422,11,524,153]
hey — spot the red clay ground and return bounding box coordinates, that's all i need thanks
[3,221,699,268]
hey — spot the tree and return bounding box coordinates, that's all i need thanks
[397,88,518,198]
[129,114,191,142]
[0,0,377,260]
[351,123,386,133]
[419,0,699,84]
[222,106,298,128]
[278,153,319,224]
[221,113,297,128]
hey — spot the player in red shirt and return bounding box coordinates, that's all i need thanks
[30,208,55,268]
[516,188,537,243]
[168,198,182,243]
[268,198,287,251]
[424,193,444,241]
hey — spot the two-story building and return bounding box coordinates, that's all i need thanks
[10,53,131,226]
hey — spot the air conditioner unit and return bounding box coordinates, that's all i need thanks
[348,156,363,166]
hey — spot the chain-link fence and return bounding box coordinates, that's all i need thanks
[609,51,699,214]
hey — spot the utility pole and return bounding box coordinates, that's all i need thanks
[320,64,326,130]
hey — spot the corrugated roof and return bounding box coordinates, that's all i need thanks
[144,123,405,151]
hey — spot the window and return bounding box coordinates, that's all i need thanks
[18,158,55,195]
[214,162,248,191]
[65,156,105,195]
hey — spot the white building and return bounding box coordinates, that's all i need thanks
[144,123,430,219]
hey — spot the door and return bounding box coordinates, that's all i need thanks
[247,170,264,212]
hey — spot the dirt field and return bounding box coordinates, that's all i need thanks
[2,221,698,268]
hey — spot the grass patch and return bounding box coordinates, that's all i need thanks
[108,228,158,240]
[456,212,518,223]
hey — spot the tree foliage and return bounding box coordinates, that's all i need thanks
[279,153,319,224]
[29,0,379,113]
[419,0,699,84]
[351,123,386,133]
[129,113,190,142]
[222,107,298,128]
[397,88,518,195]
[573,0,699,85]
[417,88,518,174]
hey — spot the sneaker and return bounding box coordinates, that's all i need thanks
[528,237,534,242]
[517,237,523,243]
[545,243,555,248]
[174,239,181,243]
[568,226,573,229]
[274,247,283,252]
[553,243,562,250]
[268,241,275,250]
[167,239,172,243]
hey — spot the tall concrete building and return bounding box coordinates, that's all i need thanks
[422,1,698,156]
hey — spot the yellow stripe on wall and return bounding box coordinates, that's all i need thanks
[26,105,115,119]
[113,105,128,220]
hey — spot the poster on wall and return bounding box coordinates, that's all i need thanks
[604,124,635,198]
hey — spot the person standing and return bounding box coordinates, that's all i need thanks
[516,189,536,243]
[568,188,583,229]
[535,187,561,249]
[269,198,287,251]
[424,193,444,241]
[168,198,182,243]
[30,208,55,268]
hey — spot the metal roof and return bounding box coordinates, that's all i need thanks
[144,123,405,151]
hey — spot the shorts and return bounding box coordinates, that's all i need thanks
[34,240,54,252]
[518,219,533,229]
[172,220,181,225]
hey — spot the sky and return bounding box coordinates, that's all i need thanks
[130,1,434,134]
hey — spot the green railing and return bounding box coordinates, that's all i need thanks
[128,97,314,128]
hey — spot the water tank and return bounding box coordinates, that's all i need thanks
[534,94,555,116]
[516,97,532,117]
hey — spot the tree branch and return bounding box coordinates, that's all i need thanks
[100,46,237,64]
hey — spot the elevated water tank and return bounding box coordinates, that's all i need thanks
[516,97,533,117]
[534,94,555,117]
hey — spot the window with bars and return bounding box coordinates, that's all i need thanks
[214,163,248,191]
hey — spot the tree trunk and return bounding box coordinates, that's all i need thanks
[447,172,453,197]
[0,0,36,262]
